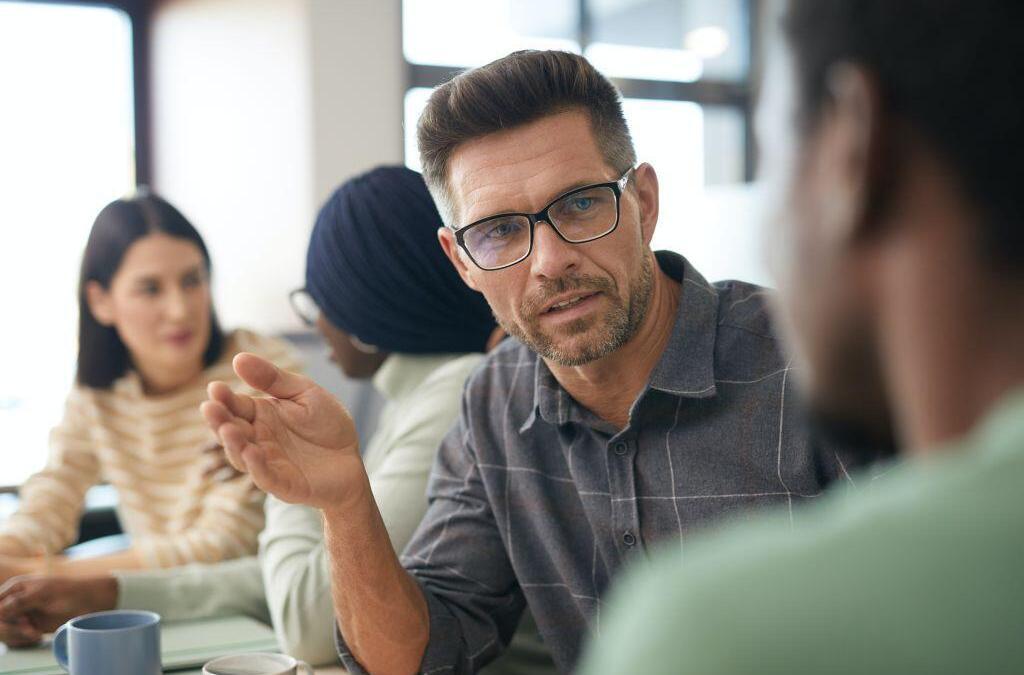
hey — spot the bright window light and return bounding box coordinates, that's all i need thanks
[585,43,703,82]
[404,87,434,172]
[403,0,579,68]
[684,25,731,59]
[0,2,135,488]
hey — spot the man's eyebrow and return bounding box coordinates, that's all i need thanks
[463,176,610,226]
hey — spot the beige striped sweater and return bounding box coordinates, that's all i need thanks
[0,329,299,567]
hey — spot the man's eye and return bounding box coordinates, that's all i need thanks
[138,283,160,296]
[182,273,203,289]
[484,220,522,240]
[569,197,594,212]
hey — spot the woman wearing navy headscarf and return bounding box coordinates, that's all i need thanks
[301,165,499,375]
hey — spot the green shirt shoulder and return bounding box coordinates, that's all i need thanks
[580,390,1024,675]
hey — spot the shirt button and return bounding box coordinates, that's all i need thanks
[622,531,636,547]
[614,441,628,456]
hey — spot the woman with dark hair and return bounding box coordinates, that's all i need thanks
[0,192,297,581]
[0,169,554,673]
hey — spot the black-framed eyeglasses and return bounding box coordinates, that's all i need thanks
[289,288,320,327]
[451,167,635,271]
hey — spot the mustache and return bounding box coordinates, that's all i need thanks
[521,274,616,316]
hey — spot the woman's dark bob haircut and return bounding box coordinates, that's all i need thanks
[76,191,224,389]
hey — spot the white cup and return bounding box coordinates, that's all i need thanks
[202,652,314,675]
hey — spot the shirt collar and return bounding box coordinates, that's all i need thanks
[523,250,719,432]
[372,353,466,402]
[647,250,719,397]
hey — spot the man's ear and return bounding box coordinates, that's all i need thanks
[632,162,660,247]
[437,227,480,291]
[85,281,115,326]
[820,63,889,245]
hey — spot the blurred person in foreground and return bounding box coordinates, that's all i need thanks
[578,1,1024,673]
[0,192,294,585]
[0,167,554,673]
[200,51,868,674]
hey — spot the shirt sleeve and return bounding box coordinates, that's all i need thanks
[370,364,480,557]
[259,497,339,666]
[335,404,526,674]
[133,475,266,567]
[115,556,269,624]
[0,390,100,556]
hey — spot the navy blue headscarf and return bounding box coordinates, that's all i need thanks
[305,166,496,354]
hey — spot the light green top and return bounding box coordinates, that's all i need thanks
[579,388,1024,675]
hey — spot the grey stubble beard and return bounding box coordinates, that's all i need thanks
[496,252,655,367]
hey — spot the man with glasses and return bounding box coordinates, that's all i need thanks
[202,50,865,674]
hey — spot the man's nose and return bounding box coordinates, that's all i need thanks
[528,221,580,279]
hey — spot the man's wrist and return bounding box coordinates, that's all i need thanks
[321,462,374,522]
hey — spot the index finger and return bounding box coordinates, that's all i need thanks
[0,576,29,605]
[207,381,256,423]
[0,579,43,618]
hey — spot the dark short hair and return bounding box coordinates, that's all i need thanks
[76,191,224,388]
[417,50,636,225]
[784,0,1024,271]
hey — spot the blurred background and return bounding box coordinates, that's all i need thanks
[0,0,780,493]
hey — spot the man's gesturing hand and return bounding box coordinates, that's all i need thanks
[201,353,363,509]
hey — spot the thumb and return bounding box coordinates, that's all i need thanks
[232,353,312,401]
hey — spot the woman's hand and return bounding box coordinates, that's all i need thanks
[201,353,365,510]
[201,440,242,482]
[0,575,118,647]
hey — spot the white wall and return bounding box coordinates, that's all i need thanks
[151,0,403,333]
[308,0,404,204]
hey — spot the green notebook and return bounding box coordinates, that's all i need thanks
[0,614,279,674]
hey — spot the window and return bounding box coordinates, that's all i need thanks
[402,0,768,284]
[0,1,138,489]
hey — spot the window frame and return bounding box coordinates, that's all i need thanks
[402,0,759,181]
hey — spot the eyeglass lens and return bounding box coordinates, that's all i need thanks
[463,185,619,270]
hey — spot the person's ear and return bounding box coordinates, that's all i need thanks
[819,63,889,247]
[85,281,115,326]
[631,162,660,246]
[438,227,481,291]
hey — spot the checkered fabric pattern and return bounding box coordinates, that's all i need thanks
[337,251,861,674]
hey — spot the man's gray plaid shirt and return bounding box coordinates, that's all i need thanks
[337,251,861,673]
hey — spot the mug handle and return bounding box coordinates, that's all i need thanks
[52,623,70,672]
[296,661,314,675]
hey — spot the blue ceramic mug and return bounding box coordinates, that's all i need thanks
[52,609,161,675]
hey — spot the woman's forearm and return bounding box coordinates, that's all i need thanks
[49,547,145,576]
